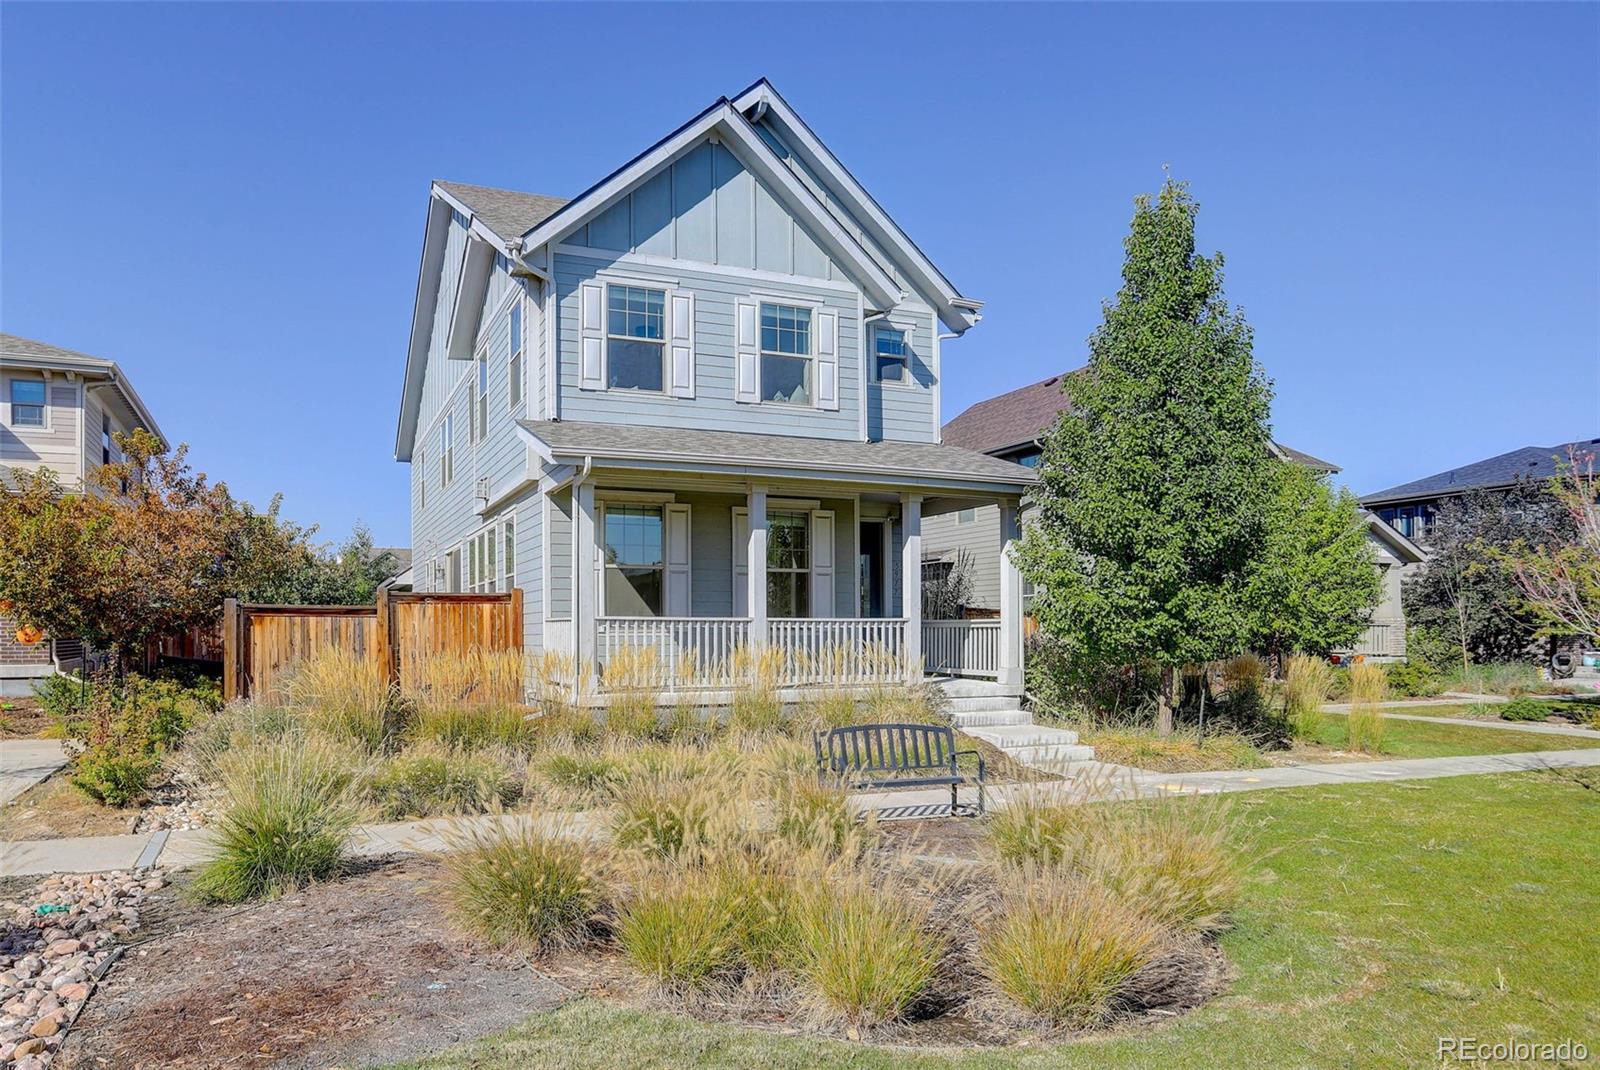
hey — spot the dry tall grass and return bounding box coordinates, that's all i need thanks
[440,818,605,953]
[1346,661,1388,753]
[1282,654,1333,741]
[403,648,525,709]
[283,650,393,748]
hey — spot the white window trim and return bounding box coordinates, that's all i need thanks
[871,321,916,389]
[602,281,670,395]
[757,301,815,409]
[508,298,526,414]
[471,346,489,444]
[766,508,813,619]
[5,374,51,432]
[599,500,665,617]
[465,518,508,594]
[439,412,455,489]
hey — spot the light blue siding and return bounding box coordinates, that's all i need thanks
[866,307,937,444]
[564,137,838,282]
[555,250,863,439]
[549,488,572,619]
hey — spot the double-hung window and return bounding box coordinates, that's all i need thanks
[8,380,45,428]
[603,504,664,616]
[760,303,812,405]
[874,327,907,384]
[503,517,516,590]
[416,447,426,510]
[439,412,455,488]
[607,285,666,392]
[767,511,810,617]
[467,525,499,593]
[508,303,524,408]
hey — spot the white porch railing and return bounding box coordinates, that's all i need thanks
[922,618,1002,678]
[767,618,909,687]
[596,617,750,686]
[1346,619,1406,660]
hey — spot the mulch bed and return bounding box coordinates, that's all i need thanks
[0,701,54,741]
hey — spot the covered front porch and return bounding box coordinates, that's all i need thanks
[523,421,1036,692]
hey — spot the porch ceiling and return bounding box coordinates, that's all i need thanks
[519,420,1037,497]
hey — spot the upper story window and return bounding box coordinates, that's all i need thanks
[472,351,488,443]
[603,504,664,615]
[416,446,426,510]
[8,379,46,428]
[1015,450,1041,468]
[760,303,812,406]
[767,511,811,617]
[874,327,907,384]
[607,285,666,392]
[439,412,455,488]
[508,303,524,409]
[503,516,516,590]
[102,412,114,465]
[467,524,499,593]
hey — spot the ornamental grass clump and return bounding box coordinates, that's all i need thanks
[284,649,394,749]
[1346,661,1388,754]
[609,765,735,861]
[979,869,1166,1026]
[618,867,750,991]
[192,734,363,903]
[1282,654,1333,741]
[773,774,867,857]
[364,741,522,819]
[783,865,946,1026]
[441,819,605,953]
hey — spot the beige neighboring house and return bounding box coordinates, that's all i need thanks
[922,371,1426,660]
[1,333,167,695]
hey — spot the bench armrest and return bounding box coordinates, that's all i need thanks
[952,748,986,784]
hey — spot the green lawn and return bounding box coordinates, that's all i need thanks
[386,771,1600,1070]
[1378,698,1600,724]
[1305,712,1600,760]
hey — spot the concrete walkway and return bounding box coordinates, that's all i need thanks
[1375,710,1600,739]
[6,746,1600,879]
[0,739,67,806]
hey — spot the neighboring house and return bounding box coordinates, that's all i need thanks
[0,333,168,695]
[1360,437,1600,546]
[922,370,1425,659]
[395,80,1036,689]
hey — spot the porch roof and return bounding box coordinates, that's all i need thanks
[518,420,1038,495]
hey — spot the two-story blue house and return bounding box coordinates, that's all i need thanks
[394,80,1035,690]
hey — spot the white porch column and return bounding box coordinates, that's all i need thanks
[573,479,598,675]
[900,494,922,679]
[998,499,1024,687]
[747,485,768,645]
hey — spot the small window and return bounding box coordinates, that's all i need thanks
[1015,451,1041,468]
[874,327,907,384]
[416,447,426,510]
[767,511,811,618]
[508,303,524,408]
[603,504,665,616]
[957,507,976,524]
[473,352,488,442]
[9,380,45,428]
[102,412,114,465]
[607,285,665,392]
[440,413,455,488]
[760,304,812,405]
[503,516,516,589]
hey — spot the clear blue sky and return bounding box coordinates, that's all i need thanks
[4,3,1596,546]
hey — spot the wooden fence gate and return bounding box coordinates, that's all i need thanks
[221,589,522,702]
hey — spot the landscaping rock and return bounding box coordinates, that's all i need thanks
[0,869,157,1068]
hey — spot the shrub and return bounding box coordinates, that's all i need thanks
[1385,655,1443,698]
[784,867,945,1025]
[664,698,710,743]
[1346,662,1388,754]
[365,742,522,819]
[1282,654,1333,741]
[192,735,362,902]
[33,672,90,733]
[69,746,161,808]
[980,871,1165,1025]
[803,689,860,731]
[441,820,603,953]
[1498,697,1551,723]
[618,869,748,990]
[285,650,394,748]
[1441,660,1542,697]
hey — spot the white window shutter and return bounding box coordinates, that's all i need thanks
[579,282,605,390]
[815,308,839,410]
[731,507,749,615]
[809,509,835,617]
[734,300,759,404]
[668,291,696,399]
[665,503,691,616]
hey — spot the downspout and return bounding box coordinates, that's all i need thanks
[935,332,959,445]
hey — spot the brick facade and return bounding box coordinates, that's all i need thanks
[1,611,56,697]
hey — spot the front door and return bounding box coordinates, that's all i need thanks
[859,521,886,617]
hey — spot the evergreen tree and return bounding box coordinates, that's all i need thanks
[1017,179,1276,732]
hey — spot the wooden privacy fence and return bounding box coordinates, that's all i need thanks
[222,589,523,702]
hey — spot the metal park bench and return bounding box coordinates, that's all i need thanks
[813,722,986,817]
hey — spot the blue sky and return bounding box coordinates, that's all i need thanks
[4,3,1595,547]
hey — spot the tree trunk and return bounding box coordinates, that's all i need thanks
[1157,665,1175,736]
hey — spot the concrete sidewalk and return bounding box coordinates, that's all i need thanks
[0,739,67,805]
[6,746,1600,879]
[1375,710,1600,739]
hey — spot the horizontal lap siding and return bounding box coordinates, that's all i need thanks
[411,213,473,589]
[922,505,1003,611]
[868,307,937,444]
[681,490,744,617]
[556,251,861,439]
[548,488,572,619]
[1,378,80,483]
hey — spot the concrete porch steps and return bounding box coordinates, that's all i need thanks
[931,678,1096,776]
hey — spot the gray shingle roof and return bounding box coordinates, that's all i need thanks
[1,332,115,369]
[520,420,1037,490]
[1361,438,1600,505]
[434,181,568,241]
[0,333,166,447]
[941,366,1340,472]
